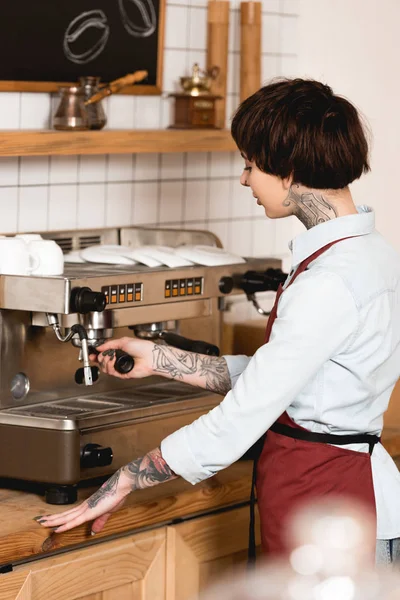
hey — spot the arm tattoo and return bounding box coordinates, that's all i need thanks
[152,344,231,395]
[123,447,176,491]
[283,184,337,229]
[86,448,176,507]
[87,470,121,508]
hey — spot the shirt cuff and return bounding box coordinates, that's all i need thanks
[223,354,251,387]
[161,427,216,485]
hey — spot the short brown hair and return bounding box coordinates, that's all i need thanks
[231,78,370,189]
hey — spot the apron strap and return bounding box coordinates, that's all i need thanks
[270,421,380,456]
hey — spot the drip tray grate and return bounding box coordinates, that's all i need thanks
[3,382,207,421]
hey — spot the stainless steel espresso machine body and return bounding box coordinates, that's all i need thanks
[0,227,284,503]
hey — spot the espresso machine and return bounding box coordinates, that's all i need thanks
[0,226,285,503]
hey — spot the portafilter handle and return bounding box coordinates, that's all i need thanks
[233,268,288,294]
[231,268,288,317]
[89,347,135,375]
[158,332,220,356]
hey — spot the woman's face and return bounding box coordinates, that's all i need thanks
[240,156,292,219]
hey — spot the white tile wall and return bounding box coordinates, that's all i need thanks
[132,181,158,224]
[0,187,18,232]
[48,185,78,231]
[0,0,299,320]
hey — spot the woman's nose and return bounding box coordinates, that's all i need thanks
[240,171,249,187]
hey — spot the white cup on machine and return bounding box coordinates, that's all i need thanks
[0,237,38,275]
[27,239,64,276]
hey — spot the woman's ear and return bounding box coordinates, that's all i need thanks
[282,175,293,191]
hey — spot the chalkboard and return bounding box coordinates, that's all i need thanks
[0,0,165,94]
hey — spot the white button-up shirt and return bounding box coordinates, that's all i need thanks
[161,206,400,539]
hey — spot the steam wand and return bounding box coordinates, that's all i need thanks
[46,314,99,386]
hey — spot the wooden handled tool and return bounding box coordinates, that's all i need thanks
[240,2,261,102]
[207,0,230,129]
[85,70,148,105]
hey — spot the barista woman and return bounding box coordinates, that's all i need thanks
[37,78,400,565]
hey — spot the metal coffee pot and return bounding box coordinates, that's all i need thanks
[79,76,107,130]
[53,85,89,131]
[52,70,148,131]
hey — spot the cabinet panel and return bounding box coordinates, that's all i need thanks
[0,529,166,600]
[167,505,261,600]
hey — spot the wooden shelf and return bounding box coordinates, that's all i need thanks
[0,129,237,157]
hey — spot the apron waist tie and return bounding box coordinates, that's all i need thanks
[270,422,380,456]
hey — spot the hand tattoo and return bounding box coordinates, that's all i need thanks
[123,447,176,491]
[152,344,231,395]
[284,184,337,229]
[87,470,121,509]
[102,349,116,359]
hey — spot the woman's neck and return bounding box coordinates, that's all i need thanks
[286,183,357,230]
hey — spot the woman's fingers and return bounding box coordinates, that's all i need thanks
[36,471,131,534]
[96,338,127,352]
[52,508,94,534]
[37,503,87,527]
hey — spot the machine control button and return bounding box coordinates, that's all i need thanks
[80,443,113,469]
[187,279,193,295]
[134,283,143,301]
[218,276,234,294]
[172,280,179,297]
[110,285,118,304]
[165,280,171,298]
[118,284,126,303]
[194,277,203,294]
[179,280,186,295]
[101,286,110,304]
[127,284,134,302]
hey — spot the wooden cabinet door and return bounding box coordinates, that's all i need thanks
[166,505,261,600]
[0,528,166,600]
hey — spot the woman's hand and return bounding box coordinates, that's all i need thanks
[35,448,177,535]
[35,468,133,534]
[91,337,155,379]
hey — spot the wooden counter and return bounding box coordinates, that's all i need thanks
[0,462,253,567]
[0,418,399,569]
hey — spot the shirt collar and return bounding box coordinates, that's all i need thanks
[289,205,375,267]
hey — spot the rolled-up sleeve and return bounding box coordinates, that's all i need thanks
[223,354,251,387]
[161,270,359,485]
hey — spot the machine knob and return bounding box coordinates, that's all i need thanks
[80,443,113,469]
[70,287,107,314]
[218,276,234,294]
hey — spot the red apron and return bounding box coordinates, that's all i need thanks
[254,239,379,558]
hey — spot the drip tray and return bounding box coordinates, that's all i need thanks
[102,380,206,403]
[0,381,214,431]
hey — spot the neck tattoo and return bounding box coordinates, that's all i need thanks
[283,184,338,229]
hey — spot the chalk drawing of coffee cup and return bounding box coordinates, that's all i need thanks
[64,10,110,64]
[118,0,157,38]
